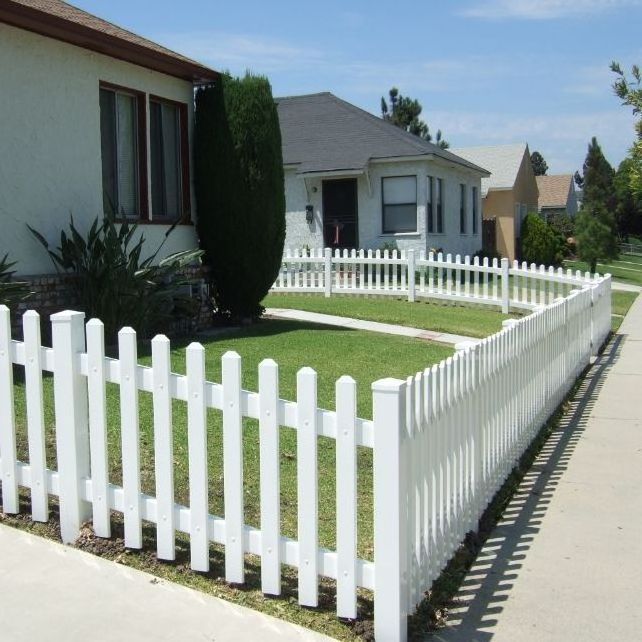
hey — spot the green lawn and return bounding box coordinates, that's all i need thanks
[565,258,642,287]
[12,319,452,566]
[264,294,514,339]
[611,291,639,331]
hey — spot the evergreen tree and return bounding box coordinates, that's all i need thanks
[575,137,618,272]
[530,151,548,176]
[381,87,449,149]
[615,158,642,238]
[194,73,285,319]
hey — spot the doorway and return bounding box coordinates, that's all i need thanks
[322,179,358,249]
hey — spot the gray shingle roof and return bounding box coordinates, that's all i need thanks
[450,143,528,197]
[276,92,489,176]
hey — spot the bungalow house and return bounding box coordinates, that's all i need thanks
[451,143,539,261]
[536,174,578,219]
[0,0,218,279]
[276,93,489,257]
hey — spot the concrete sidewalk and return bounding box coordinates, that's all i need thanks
[0,525,332,642]
[439,293,642,641]
[264,308,479,346]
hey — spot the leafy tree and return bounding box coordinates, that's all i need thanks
[614,158,642,238]
[530,151,548,176]
[521,213,564,266]
[611,62,642,197]
[575,138,618,272]
[381,87,449,149]
[194,73,285,320]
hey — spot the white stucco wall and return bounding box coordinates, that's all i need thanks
[284,159,483,257]
[0,23,199,276]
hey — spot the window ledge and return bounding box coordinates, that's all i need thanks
[379,232,421,238]
[113,218,194,226]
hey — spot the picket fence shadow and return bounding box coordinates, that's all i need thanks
[0,254,611,641]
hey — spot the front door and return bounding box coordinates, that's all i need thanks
[322,179,358,249]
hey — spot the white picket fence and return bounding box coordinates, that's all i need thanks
[273,247,600,314]
[0,260,611,641]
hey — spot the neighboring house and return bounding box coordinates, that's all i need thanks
[536,174,578,219]
[276,93,489,257]
[0,0,218,277]
[452,143,538,261]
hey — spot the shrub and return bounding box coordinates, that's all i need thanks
[195,73,285,320]
[0,254,32,309]
[521,213,565,266]
[29,216,203,340]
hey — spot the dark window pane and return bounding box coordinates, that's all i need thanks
[151,101,182,220]
[383,204,417,233]
[99,89,117,215]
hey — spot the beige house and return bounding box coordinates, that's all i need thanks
[451,143,539,261]
[536,174,578,219]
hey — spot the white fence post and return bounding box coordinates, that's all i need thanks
[324,247,333,298]
[501,258,510,314]
[407,249,416,303]
[51,310,90,544]
[0,305,18,514]
[373,377,408,642]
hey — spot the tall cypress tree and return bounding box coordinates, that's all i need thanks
[575,137,618,272]
[194,73,285,319]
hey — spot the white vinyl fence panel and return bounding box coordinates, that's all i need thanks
[0,254,611,642]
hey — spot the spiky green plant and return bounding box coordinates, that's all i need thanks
[0,254,32,309]
[29,216,203,340]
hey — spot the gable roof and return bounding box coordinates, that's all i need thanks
[450,143,529,197]
[536,174,574,209]
[276,92,489,176]
[0,0,217,82]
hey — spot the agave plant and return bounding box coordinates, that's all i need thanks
[0,254,32,309]
[29,215,204,340]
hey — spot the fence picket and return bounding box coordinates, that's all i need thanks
[223,351,244,583]
[0,306,18,513]
[187,342,209,572]
[259,359,281,595]
[118,327,142,549]
[152,334,175,559]
[86,319,110,537]
[23,311,48,522]
[336,376,358,619]
[297,367,319,606]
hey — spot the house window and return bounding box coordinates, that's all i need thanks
[427,176,434,233]
[100,87,143,218]
[382,176,417,233]
[472,186,479,234]
[436,178,444,233]
[459,183,467,234]
[150,99,188,221]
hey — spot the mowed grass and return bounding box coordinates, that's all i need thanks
[12,319,453,564]
[611,291,639,331]
[565,257,642,286]
[264,294,514,339]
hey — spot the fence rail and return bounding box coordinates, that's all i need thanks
[272,247,598,313]
[0,252,612,641]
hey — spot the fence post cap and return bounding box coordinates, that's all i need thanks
[22,309,39,319]
[0,304,9,313]
[456,340,478,351]
[501,319,518,328]
[337,374,356,385]
[372,377,405,393]
[86,318,104,328]
[151,333,169,344]
[50,310,85,323]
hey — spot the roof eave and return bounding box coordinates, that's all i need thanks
[0,2,218,83]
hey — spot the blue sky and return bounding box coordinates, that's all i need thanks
[76,0,641,175]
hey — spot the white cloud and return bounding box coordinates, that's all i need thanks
[460,0,641,20]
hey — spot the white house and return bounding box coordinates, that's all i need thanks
[0,0,218,277]
[276,93,489,256]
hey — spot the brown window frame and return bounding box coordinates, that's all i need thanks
[99,81,149,221]
[149,94,191,225]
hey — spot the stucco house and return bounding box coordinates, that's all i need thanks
[276,93,489,257]
[536,174,578,219]
[0,0,218,279]
[452,143,538,261]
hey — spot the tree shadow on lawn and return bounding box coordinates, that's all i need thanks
[430,335,622,641]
